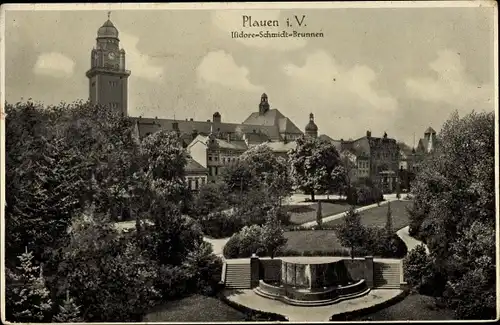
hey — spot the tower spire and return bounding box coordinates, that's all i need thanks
[108,11,111,20]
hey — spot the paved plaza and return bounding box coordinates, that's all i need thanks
[223,288,404,322]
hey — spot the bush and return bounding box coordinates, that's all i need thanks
[346,184,383,205]
[198,211,243,239]
[183,242,223,297]
[223,225,264,259]
[364,227,407,258]
[223,235,241,259]
[403,244,444,296]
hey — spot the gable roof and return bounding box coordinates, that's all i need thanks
[131,117,282,141]
[242,109,303,134]
[424,127,437,135]
[190,134,249,151]
[185,158,208,172]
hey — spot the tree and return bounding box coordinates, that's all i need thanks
[238,144,293,205]
[260,208,288,259]
[316,200,323,229]
[443,221,495,319]
[338,151,356,198]
[56,215,160,322]
[5,249,53,323]
[407,111,495,319]
[182,241,224,296]
[220,159,255,196]
[53,290,83,322]
[288,136,343,201]
[334,206,366,259]
[384,201,393,236]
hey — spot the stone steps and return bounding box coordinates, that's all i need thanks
[224,263,251,289]
[373,262,402,289]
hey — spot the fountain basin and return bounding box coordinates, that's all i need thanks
[254,259,371,306]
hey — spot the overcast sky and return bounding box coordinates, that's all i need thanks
[3,4,497,146]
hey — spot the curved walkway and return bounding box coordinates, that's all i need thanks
[299,197,407,228]
[396,226,429,254]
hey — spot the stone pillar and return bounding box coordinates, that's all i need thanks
[250,254,260,288]
[364,256,374,288]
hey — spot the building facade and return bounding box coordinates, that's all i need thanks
[320,131,401,193]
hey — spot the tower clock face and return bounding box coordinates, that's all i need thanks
[108,51,116,60]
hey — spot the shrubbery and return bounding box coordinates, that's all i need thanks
[346,184,384,205]
[223,209,288,259]
[403,245,445,296]
[197,211,244,239]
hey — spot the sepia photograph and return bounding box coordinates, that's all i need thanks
[0,1,498,323]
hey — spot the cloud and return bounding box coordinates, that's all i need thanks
[284,50,398,112]
[197,50,264,92]
[212,10,307,51]
[405,49,493,110]
[33,52,75,78]
[279,50,399,140]
[120,31,165,81]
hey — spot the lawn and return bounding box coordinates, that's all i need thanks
[283,230,347,252]
[285,201,355,225]
[324,200,413,230]
[143,295,246,322]
[352,293,455,321]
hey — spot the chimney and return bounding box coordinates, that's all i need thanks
[366,130,371,137]
[190,118,194,121]
[207,119,210,122]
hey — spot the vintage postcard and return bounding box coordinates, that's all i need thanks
[0,1,498,323]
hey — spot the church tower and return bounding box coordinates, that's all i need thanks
[305,113,318,138]
[86,12,131,116]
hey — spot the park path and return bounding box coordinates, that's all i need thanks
[396,226,429,254]
[203,195,409,259]
[299,196,405,228]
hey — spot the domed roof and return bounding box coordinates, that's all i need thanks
[305,121,318,132]
[305,113,318,132]
[97,19,119,39]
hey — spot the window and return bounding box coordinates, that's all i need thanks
[195,178,199,190]
[188,179,193,190]
[208,156,212,161]
[109,81,118,87]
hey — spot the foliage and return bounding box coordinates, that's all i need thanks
[56,215,160,322]
[220,159,256,194]
[260,208,288,258]
[333,206,366,259]
[5,100,226,322]
[316,200,323,229]
[407,111,495,319]
[364,227,407,258]
[347,183,384,205]
[191,182,230,217]
[53,290,83,322]
[443,221,496,319]
[385,202,393,235]
[5,250,53,323]
[182,241,224,296]
[288,136,344,201]
[223,225,264,259]
[197,210,244,239]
